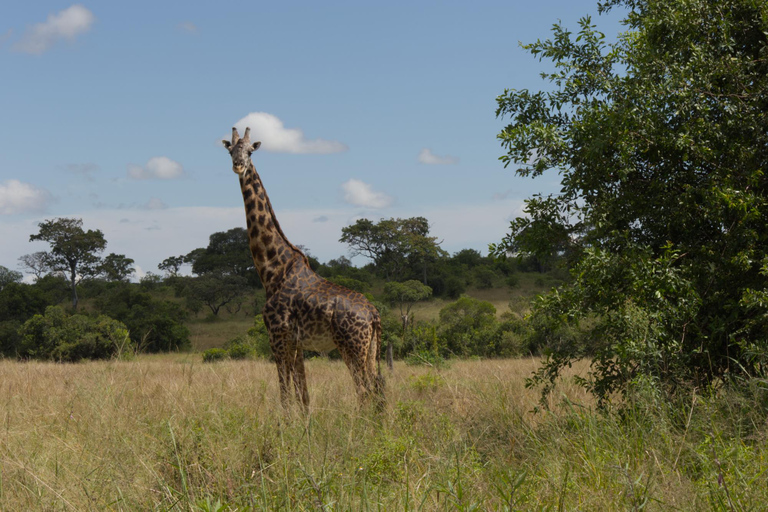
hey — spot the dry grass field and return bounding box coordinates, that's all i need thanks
[1,356,765,511]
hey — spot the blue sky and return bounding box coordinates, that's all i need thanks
[0,1,626,279]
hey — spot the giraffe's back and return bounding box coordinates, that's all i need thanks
[265,263,379,354]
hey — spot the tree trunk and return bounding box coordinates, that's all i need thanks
[69,264,78,310]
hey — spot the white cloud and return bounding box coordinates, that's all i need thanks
[64,162,99,180]
[418,148,459,165]
[341,179,393,209]
[178,21,198,34]
[13,4,95,55]
[128,157,184,180]
[0,180,52,215]
[143,197,167,210]
[233,112,348,154]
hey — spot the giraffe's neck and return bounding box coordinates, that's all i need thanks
[239,160,306,296]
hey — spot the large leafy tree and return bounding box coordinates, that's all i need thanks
[494,0,768,402]
[29,218,107,309]
[100,253,136,282]
[186,227,260,287]
[340,217,446,281]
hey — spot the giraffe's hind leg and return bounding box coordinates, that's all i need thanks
[337,337,374,405]
[292,347,310,411]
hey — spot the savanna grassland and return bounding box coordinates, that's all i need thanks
[1,355,766,511]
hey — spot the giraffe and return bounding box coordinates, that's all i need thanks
[222,127,384,409]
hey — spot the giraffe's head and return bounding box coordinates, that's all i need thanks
[222,127,262,175]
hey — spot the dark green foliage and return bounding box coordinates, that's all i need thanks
[139,272,164,291]
[472,266,498,289]
[202,348,228,363]
[246,314,273,359]
[186,227,261,288]
[0,281,61,356]
[452,248,484,268]
[340,217,447,281]
[443,276,466,299]
[94,283,190,352]
[182,274,248,316]
[0,320,22,357]
[99,253,135,282]
[494,0,768,402]
[326,276,369,293]
[224,335,255,359]
[438,296,498,357]
[383,280,433,368]
[17,306,131,362]
[0,265,22,290]
[158,255,185,277]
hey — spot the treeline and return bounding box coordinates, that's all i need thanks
[1,216,553,362]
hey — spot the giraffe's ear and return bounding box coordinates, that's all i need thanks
[251,141,262,152]
[222,140,232,150]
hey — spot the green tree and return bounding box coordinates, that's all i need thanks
[383,280,433,369]
[493,0,768,402]
[158,255,185,277]
[29,218,107,309]
[94,283,190,352]
[0,265,23,291]
[340,217,446,281]
[183,274,249,317]
[100,253,136,282]
[186,227,260,287]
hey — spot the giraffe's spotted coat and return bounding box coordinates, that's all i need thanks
[223,127,384,409]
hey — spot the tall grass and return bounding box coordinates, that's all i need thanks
[0,357,765,510]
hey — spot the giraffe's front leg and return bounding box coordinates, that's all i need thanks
[270,332,293,408]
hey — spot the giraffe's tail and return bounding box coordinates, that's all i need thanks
[371,314,385,405]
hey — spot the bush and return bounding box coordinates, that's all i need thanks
[444,276,466,299]
[326,276,369,293]
[438,296,498,357]
[225,336,255,360]
[202,348,228,363]
[404,350,450,369]
[17,306,132,362]
[473,266,498,289]
[246,315,272,359]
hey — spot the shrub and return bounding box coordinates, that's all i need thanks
[444,276,466,299]
[438,296,498,357]
[404,350,450,369]
[246,315,272,359]
[326,276,369,293]
[202,348,228,363]
[225,336,254,360]
[473,266,498,289]
[17,306,132,362]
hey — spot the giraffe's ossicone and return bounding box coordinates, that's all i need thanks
[223,127,384,409]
